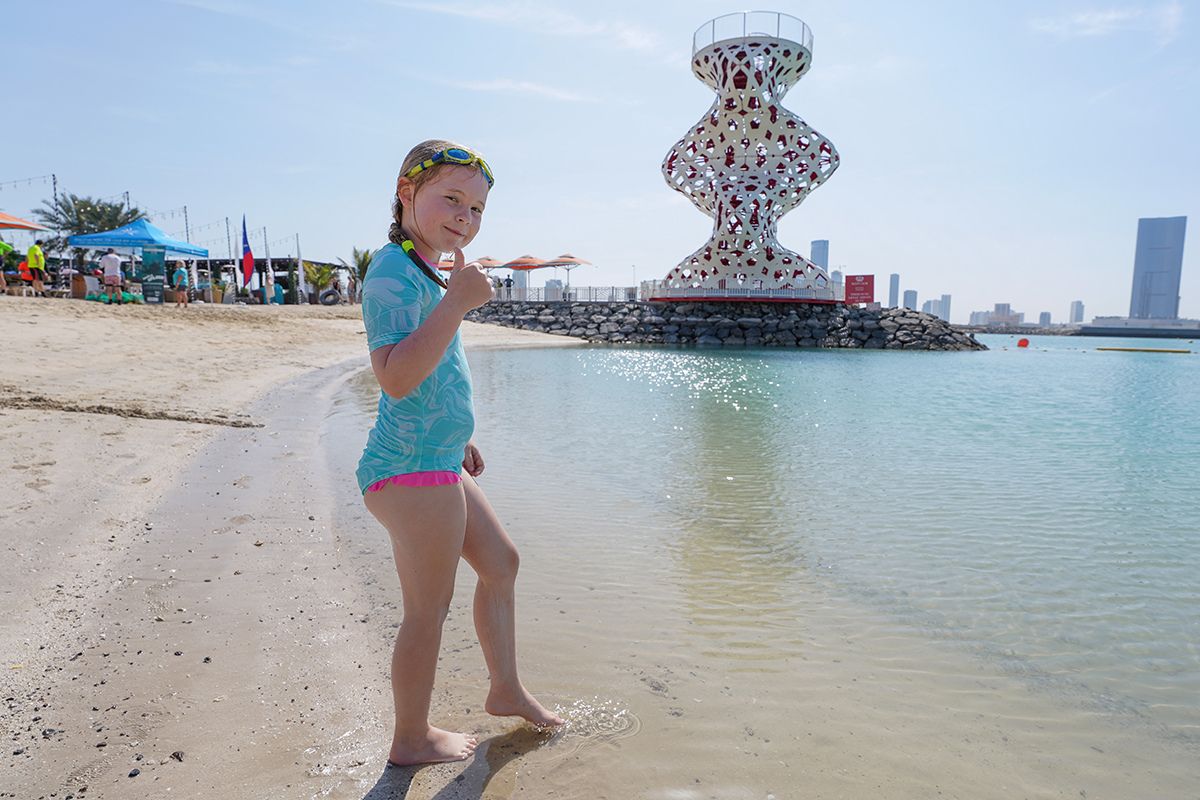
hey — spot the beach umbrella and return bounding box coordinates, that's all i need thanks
[436,255,506,271]
[502,254,546,270]
[540,253,593,294]
[500,255,551,300]
[540,253,592,267]
[0,211,49,231]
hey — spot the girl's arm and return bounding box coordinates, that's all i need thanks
[370,250,493,399]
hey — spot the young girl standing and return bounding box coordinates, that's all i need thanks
[358,140,564,767]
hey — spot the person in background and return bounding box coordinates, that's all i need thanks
[100,248,124,305]
[0,239,11,294]
[27,240,47,297]
[172,260,190,308]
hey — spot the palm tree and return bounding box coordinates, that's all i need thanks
[303,260,336,293]
[34,194,144,266]
[338,246,374,283]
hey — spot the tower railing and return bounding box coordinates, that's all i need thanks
[692,11,813,55]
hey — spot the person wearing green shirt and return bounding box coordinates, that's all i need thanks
[0,240,11,294]
[27,240,47,297]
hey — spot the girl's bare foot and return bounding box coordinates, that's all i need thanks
[387,727,478,766]
[485,685,565,728]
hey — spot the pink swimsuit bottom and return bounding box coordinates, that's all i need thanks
[366,470,462,492]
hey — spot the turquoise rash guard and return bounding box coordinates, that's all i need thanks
[356,243,475,494]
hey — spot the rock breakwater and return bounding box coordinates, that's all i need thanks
[466,301,986,351]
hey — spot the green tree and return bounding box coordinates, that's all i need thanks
[33,194,144,266]
[303,260,336,293]
[338,246,374,283]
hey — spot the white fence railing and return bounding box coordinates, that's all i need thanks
[692,11,813,54]
[639,280,838,303]
[486,282,844,304]
[491,286,638,303]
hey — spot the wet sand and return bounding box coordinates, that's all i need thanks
[0,298,579,799]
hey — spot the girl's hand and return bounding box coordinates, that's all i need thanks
[445,247,494,312]
[463,441,485,477]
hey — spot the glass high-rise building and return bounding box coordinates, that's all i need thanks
[1129,216,1187,319]
[810,240,829,269]
[1039,311,1052,327]
[921,298,943,318]
[889,273,900,307]
[1069,300,1085,324]
[940,294,952,323]
[903,289,917,309]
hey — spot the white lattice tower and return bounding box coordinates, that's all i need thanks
[662,12,839,292]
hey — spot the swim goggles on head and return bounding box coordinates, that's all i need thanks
[405,148,495,188]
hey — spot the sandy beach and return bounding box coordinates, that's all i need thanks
[0,298,580,799]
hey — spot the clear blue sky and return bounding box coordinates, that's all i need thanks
[4,0,1196,322]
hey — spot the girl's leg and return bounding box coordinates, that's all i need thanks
[460,474,564,727]
[364,482,479,765]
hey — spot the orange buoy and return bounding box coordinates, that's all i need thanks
[1017,338,1030,348]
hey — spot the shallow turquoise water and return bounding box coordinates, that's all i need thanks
[345,333,1200,744]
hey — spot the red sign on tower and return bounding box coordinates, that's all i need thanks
[844,274,874,304]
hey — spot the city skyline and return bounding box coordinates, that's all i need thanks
[2,1,1196,322]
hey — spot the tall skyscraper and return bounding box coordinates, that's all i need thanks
[903,289,917,310]
[830,269,844,301]
[1129,216,1187,319]
[888,273,900,307]
[940,294,952,323]
[990,304,1024,325]
[810,240,829,269]
[1070,300,1085,323]
[1039,311,1052,327]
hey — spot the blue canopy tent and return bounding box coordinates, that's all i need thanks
[67,218,208,258]
[68,219,208,303]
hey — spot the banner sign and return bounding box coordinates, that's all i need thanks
[140,245,166,304]
[845,274,874,304]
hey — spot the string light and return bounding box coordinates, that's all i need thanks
[0,174,55,191]
[169,218,225,239]
[145,205,186,220]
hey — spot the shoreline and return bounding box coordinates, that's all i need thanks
[0,298,580,798]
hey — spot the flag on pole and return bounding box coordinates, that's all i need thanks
[241,215,255,286]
